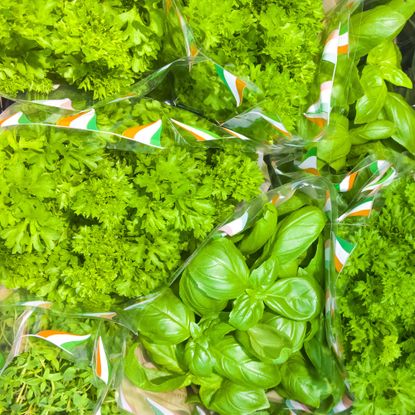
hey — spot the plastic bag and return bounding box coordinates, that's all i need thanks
[300,0,415,174]
[117,176,355,415]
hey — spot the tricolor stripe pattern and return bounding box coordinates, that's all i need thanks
[298,147,319,176]
[324,239,332,272]
[30,330,91,354]
[325,289,336,317]
[363,166,397,193]
[334,235,356,273]
[171,119,221,141]
[338,22,349,55]
[331,395,353,413]
[219,211,249,236]
[335,171,358,192]
[304,81,333,126]
[251,111,291,138]
[176,10,199,58]
[324,190,332,214]
[95,336,109,385]
[0,111,31,127]
[20,301,52,309]
[118,386,135,414]
[122,120,163,147]
[338,197,374,222]
[221,127,250,141]
[80,312,117,320]
[369,160,391,176]
[146,398,176,415]
[32,98,74,110]
[57,109,97,131]
[321,21,348,65]
[322,29,340,64]
[215,64,247,107]
[286,400,312,413]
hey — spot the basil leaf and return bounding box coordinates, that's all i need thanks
[261,312,307,353]
[380,65,412,88]
[264,277,322,321]
[277,353,332,408]
[270,206,326,265]
[304,235,324,286]
[184,238,249,300]
[278,259,299,278]
[383,92,415,154]
[229,293,264,331]
[249,257,279,290]
[317,114,350,169]
[304,321,345,404]
[355,66,387,124]
[350,5,408,58]
[180,270,228,316]
[132,289,194,345]
[184,340,215,377]
[203,381,270,415]
[125,344,191,393]
[367,40,402,67]
[141,338,185,374]
[277,193,309,216]
[351,120,396,141]
[236,324,294,365]
[213,336,281,389]
[239,203,278,255]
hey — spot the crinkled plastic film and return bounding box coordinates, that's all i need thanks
[115,177,358,415]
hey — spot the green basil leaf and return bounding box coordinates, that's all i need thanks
[383,92,415,154]
[350,5,408,58]
[229,293,264,330]
[180,270,228,316]
[303,318,345,404]
[202,381,270,415]
[199,315,235,342]
[380,65,413,88]
[133,289,194,345]
[277,353,332,408]
[278,259,299,278]
[261,312,307,353]
[351,120,396,141]
[270,206,326,265]
[355,93,386,125]
[355,66,387,124]
[184,238,249,300]
[213,336,281,389]
[304,235,324,286]
[264,277,322,321]
[277,193,310,217]
[125,344,191,392]
[184,340,215,377]
[367,40,402,67]
[239,203,278,255]
[236,324,294,365]
[249,257,279,290]
[141,338,185,374]
[317,114,350,168]
[360,65,385,96]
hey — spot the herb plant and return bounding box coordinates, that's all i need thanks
[316,0,415,171]
[0,125,263,311]
[338,175,415,414]
[0,0,167,99]
[178,0,324,128]
[125,195,346,414]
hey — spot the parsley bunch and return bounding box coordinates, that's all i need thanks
[0,0,166,99]
[338,175,415,414]
[0,126,263,310]
[179,0,324,128]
